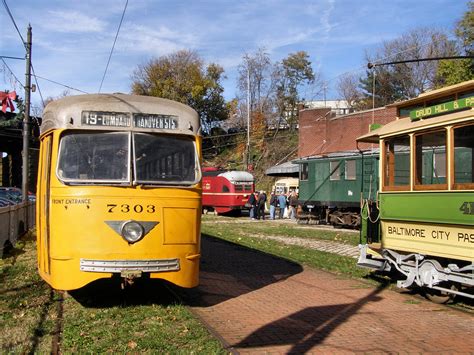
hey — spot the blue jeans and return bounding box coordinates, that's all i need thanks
[249,206,255,219]
[269,205,276,219]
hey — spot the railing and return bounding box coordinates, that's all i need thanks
[0,201,35,258]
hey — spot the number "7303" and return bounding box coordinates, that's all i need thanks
[107,204,156,213]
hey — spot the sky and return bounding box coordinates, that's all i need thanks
[0,0,470,114]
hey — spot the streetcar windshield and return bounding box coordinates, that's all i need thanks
[133,133,199,185]
[57,131,199,185]
[57,132,130,183]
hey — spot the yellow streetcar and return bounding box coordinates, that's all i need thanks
[36,94,202,290]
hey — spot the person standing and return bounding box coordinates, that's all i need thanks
[289,190,298,220]
[247,192,257,219]
[269,191,278,220]
[256,190,267,220]
[278,192,287,219]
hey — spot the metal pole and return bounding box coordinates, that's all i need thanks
[22,25,32,203]
[246,61,250,170]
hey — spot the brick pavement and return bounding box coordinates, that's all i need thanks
[180,236,474,354]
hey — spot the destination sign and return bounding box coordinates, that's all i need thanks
[81,111,179,129]
[133,114,178,130]
[410,96,474,121]
[82,111,132,127]
[382,221,474,245]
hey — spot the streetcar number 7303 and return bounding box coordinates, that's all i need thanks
[107,204,156,213]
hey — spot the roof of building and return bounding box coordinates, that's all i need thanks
[265,161,299,176]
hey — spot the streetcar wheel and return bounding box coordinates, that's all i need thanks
[423,283,457,304]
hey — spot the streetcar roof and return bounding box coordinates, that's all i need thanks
[293,148,379,162]
[386,79,474,109]
[219,171,254,183]
[41,93,200,136]
[357,107,473,143]
[274,177,299,185]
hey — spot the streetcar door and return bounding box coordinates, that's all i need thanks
[37,135,52,274]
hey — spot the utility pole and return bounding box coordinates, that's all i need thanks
[246,62,250,171]
[22,25,32,205]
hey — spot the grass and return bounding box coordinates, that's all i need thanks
[201,215,370,279]
[0,232,226,354]
[203,214,360,245]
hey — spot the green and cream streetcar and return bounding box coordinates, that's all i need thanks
[357,80,474,303]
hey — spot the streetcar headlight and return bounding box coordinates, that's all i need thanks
[121,221,144,243]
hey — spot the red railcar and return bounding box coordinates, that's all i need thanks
[202,167,255,214]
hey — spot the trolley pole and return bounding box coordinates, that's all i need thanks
[22,25,32,205]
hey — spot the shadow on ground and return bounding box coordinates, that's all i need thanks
[68,277,178,308]
[177,234,303,307]
[233,284,386,353]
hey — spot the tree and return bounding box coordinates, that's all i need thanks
[336,73,363,109]
[436,2,474,87]
[235,48,278,130]
[358,28,456,108]
[131,50,228,133]
[275,51,315,129]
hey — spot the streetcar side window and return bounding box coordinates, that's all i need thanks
[234,184,243,192]
[414,130,447,189]
[329,161,340,181]
[345,160,356,180]
[300,163,309,181]
[383,135,410,190]
[453,123,474,189]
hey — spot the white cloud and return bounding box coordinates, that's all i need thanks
[117,23,198,56]
[40,10,106,33]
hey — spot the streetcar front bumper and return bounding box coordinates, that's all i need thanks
[80,258,180,273]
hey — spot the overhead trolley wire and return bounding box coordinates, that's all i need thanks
[2,0,26,48]
[1,58,24,89]
[2,0,45,106]
[34,74,89,94]
[98,0,128,93]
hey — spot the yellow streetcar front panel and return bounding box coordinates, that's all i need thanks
[36,94,202,290]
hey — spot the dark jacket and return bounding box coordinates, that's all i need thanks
[269,194,278,207]
[289,194,298,207]
[247,193,256,206]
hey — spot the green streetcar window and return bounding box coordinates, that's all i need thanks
[414,130,447,188]
[329,161,341,181]
[345,160,356,180]
[300,163,309,181]
[454,123,474,189]
[383,135,410,190]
